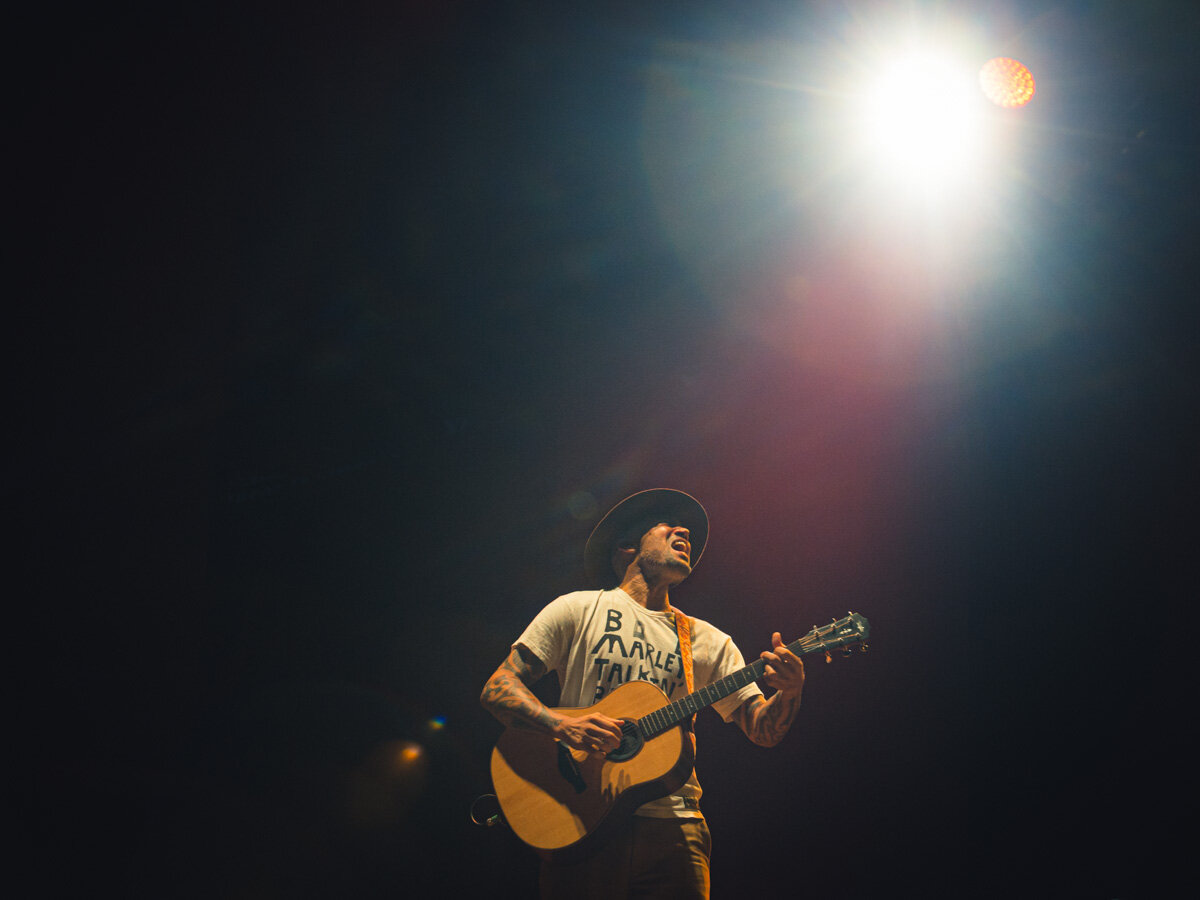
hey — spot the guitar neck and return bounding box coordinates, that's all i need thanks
[637,614,868,738]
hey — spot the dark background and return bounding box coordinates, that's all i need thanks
[13,1,1195,896]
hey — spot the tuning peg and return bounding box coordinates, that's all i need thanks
[860,643,869,653]
[824,650,832,664]
[840,646,853,658]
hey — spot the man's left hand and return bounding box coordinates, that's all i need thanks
[760,632,805,696]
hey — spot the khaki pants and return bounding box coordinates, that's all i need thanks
[539,816,711,899]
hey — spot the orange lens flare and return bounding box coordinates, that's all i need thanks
[979,57,1036,108]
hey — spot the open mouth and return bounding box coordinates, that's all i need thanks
[671,539,690,559]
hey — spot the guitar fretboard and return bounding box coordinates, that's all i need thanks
[636,614,868,739]
[638,658,768,738]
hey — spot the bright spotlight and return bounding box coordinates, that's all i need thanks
[857,53,982,193]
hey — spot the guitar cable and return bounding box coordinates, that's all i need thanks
[470,793,504,828]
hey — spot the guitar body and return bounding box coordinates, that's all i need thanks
[490,680,694,859]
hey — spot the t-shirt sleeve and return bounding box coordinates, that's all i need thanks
[513,593,580,675]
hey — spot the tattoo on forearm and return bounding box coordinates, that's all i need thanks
[480,647,559,732]
[739,692,802,747]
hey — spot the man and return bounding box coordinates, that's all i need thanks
[480,489,806,898]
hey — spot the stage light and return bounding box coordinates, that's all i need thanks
[345,740,430,826]
[979,57,1035,108]
[856,52,981,192]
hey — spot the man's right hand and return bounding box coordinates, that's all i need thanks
[554,713,625,755]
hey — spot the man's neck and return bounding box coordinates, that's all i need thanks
[618,573,672,612]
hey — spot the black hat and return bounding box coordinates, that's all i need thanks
[583,489,709,587]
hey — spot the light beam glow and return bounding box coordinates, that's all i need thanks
[856,51,983,194]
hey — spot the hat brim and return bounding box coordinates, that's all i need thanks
[583,489,709,587]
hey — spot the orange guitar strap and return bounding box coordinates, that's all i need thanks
[671,607,697,752]
[672,607,695,695]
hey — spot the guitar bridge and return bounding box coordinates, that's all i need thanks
[556,741,587,793]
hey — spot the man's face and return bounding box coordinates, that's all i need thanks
[633,521,693,583]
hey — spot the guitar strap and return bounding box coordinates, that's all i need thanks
[670,606,697,749]
[671,607,695,695]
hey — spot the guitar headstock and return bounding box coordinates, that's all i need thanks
[789,612,870,658]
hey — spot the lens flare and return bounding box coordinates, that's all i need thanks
[979,57,1035,108]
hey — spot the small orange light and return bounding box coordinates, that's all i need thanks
[979,57,1036,108]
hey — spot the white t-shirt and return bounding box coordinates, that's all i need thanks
[514,588,763,817]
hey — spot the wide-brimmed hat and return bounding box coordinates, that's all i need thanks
[583,489,709,587]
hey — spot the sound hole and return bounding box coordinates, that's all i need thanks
[606,721,643,762]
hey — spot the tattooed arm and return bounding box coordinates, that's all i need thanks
[731,631,805,748]
[480,645,624,754]
[731,690,803,747]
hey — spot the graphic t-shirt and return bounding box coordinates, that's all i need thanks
[514,588,763,817]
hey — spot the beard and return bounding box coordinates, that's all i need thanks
[640,546,692,582]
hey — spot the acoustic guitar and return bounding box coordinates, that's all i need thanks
[490,612,870,859]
